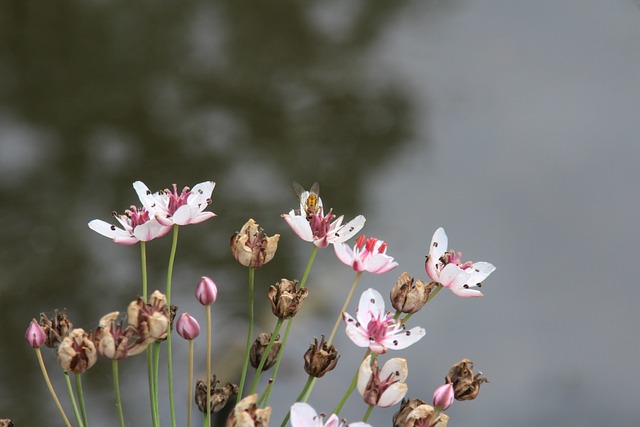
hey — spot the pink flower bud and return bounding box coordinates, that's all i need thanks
[196,276,218,306]
[25,319,46,348]
[433,383,454,410]
[176,313,200,340]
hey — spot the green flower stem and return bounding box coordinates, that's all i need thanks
[279,376,314,427]
[153,342,161,424]
[187,340,195,427]
[204,303,212,427]
[362,405,374,422]
[112,359,125,427]
[257,379,273,407]
[264,245,318,407]
[236,267,255,404]
[140,242,147,301]
[34,349,72,427]
[248,318,284,395]
[332,350,372,415]
[147,348,159,427]
[166,224,180,427]
[64,373,84,427]
[401,284,443,325]
[75,374,89,427]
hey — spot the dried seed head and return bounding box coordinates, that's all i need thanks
[249,333,281,371]
[0,419,14,427]
[94,311,132,360]
[226,394,271,427]
[39,308,73,349]
[393,399,449,427]
[390,272,435,314]
[231,219,280,268]
[445,359,488,401]
[126,291,171,355]
[267,278,308,319]
[303,336,339,378]
[57,328,98,374]
[195,377,239,414]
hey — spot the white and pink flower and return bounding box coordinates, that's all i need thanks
[342,288,425,354]
[290,403,371,427]
[134,180,216,227]
[357,355,408,408]
[282,208,365,249]
[425,227,495,298]
[89,205,171,245]
[334,235,398,274]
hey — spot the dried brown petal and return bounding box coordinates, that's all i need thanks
[231,219,280,268]
[445,359,488,401]
[393,399,449,427]
[267,278,308,319]
[57,328,97,374]
[390,273,436,314]
[39,308,73,349]
[250,333,281,371]
[195,377,239,414]
[304,336,339,378]
[226,394,271,427]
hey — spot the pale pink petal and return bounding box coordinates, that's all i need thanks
[357,356,373,396]
[89,220,138,245]
[379,326,426,351]
[379,358,408,383]
[343,312,371,348]
[356,288,385,325]
[449,284,484,298]
[334,242,355,266]
[282,212,314,242]
[364,255,398,274]
[290,403,322,427]
[438,263,470,289]
[324,414,340,427]
[377,383,408,408]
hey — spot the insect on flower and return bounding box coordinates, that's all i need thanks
[293,182,321,219]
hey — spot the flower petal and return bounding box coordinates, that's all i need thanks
[379,358,408,383]
[331,215,366,243]
[282,211,314,242]
[378,383,408,408]
[438,263,470,289]
[290,403,322,427]
[429,227,448,261]
[357,355,373,396]
[379,326,426,351]
[343,312,371,348]
[356,288,385,326]
[187,181,215,209]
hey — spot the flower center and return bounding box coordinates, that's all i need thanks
[125,206,151,228]
[441,250,473,270]
[366,311,395,342]
[165,184,192,215]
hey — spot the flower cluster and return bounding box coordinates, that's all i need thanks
[23,180,495,427]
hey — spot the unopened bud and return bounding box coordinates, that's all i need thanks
[432,383,454,410]
[226,394,271,427]
[303,336,339,378]
[390,272,435,314]
[196,276,218,306]
[195,376,239,414]
[250,333,281,371]
[176,313,200,340]
[267,278,308,319]
[445,359,488,401]
[25,319,46,349]
[231,219,280,268]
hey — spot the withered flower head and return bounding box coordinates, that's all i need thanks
[393,399,449,427]
[250,333,281,371]
[231,219,280,268]
[303,335,339,378]
[226,394,271,427]
[195,376,239,414]
[95,311,132,360]
[39,308,73,348]
[57,328,98,374]
[267,278,308,319]
[445,359,488,401]
[390,272,436,314]
[127,291,170,351]
[0,419,14,427]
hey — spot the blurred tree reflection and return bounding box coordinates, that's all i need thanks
[0,0,418,423]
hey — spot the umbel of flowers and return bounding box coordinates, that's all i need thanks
[22,180,495,427]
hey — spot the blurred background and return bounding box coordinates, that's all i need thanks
[1,1,639,426]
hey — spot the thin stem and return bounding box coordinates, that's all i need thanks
[327,271,363,345]
[279,376,314,427]
[34,349,72,427]
[333,350,371,415]
[75,374,89,427]
[140,242,147,301]
[248,318,284,395]
[299,246,318,289]
[147,348,159,427]
[187,340,194,427]
[204,304,212,427]
[362,405,374,422]
[236,267,255,403]
[112,360,125,427]
[64,373,84,427]
[166,224,180,427]
[153,342,161,425]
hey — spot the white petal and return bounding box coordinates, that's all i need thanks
[88,220,136,245]
[291,403,322,427]
[429,227,448,262]
[465,262,496,285]
[356,288,385,326]
[378,383,408,408]
[364,254,398,274]
[133,181,158,213]
[343,313,371,348]
[380,326,426,351]
[334,243,355,266]
[324,414,340,427]
[282,212,314,242]
[379,358,408,383]
[330,215,366,243]
[357,355,373,396]
[438,263,470,289]
[187,181,215,208]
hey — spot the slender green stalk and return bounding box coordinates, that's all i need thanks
[75,374,89,427]
[265,245,319,407]
[34,349,72,427]
[236,267,255,403]
[187,340,195,427]
[166,224,180,427]
[362,405,374,422]
[140,242,147,301]
[64,373,84,427]
[257,379,273,407]
[204,304,212,427]
[153,342,161,424]
[147,348,159,427]
[248,318,283,395]
[112,360,125,427]
[332,350,372,415]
